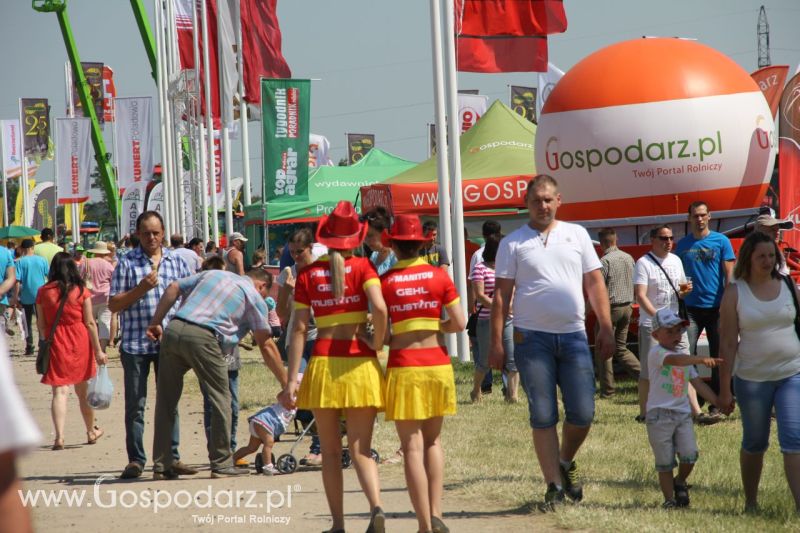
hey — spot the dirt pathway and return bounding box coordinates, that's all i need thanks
[10,333,553,532]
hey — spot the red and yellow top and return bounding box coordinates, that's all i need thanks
[381,258,460,335]
[294,255,379,328]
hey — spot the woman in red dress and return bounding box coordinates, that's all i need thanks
[36,252,107,450]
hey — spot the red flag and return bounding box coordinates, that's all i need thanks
[103,66,116,122]
[751,65,790,118]
[240,0,291,105]
[457,0,567,36]
[174,0,222,122]
[456,0,566,73]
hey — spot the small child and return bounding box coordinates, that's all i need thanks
[646,308,724,509]
[232,375,300,475]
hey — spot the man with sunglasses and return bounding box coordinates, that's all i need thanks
[674,201,735,418]
[634,225,697,421]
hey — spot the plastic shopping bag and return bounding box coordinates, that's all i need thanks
[87,365,114,409]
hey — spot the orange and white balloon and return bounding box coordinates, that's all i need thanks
[535,38,776,219]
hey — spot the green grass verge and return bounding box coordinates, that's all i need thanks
[184,353,799,531]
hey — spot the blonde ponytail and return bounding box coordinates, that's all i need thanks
[329,249,346,300]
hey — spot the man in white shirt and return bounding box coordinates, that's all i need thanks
[490,175,614,509]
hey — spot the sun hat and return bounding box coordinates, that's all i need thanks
[755,214,794,230]
[381,214,432,246]
[87,241,112,255]
[651,307,689,331]
[315,200,368,249]
[229,231,248,242]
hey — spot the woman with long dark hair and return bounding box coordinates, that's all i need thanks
[36,252,107,450]
[279,201,388,533]
[381,214,465,533]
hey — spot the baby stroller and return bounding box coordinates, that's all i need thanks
[254,411,380,474]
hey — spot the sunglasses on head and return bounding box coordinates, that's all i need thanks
[657,236,674,242]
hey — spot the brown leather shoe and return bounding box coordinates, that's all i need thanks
[172,461,199,475]
[120,462,143,479]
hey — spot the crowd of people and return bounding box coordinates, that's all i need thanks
[2,174,800,531]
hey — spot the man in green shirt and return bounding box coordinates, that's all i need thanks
[33,228,62,265]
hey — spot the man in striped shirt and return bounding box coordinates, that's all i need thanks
[596,228,640,398]
[147,268,287,479]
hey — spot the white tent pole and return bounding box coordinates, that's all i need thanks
[166,0,185,236]
[200,0,219,244]
[234,0,252,207]
[428,0,456,356]
[64,62,80,244]
[191,0,209,242]
[443,0,470,361]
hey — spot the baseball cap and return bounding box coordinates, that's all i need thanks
[756,214,794,230]
[651,308,689,331]
[229,232,248,242]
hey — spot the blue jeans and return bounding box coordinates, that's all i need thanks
[687,306,721,395]
[121,350,180,466]
[514,328,595,429]
[734,373,800,454]
[202,370,239,452]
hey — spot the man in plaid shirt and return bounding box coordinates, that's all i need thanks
[109,211,196,480]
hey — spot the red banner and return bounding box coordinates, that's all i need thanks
[751,65,789,118]
[103,66,116,122]
[779,73,800,250]
[361,175,529,215]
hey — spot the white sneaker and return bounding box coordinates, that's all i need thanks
[262,463,280,476]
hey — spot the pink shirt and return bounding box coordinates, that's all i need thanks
[84,257,116,305]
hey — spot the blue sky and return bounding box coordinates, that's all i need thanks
[0,0,798,197]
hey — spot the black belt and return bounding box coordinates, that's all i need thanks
[610,302,632,307]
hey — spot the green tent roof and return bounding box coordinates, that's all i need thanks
[246,148,416,223]
[386,100,536,184]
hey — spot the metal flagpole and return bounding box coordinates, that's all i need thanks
[191,0,209,242]
[217,0,234,242]
[200,0,219,244]
[154,0,172,236]
[65,62,80,245]
[428,0,456,355]
[234,0,251,207]
[442,0,470,361]
[166,0,186,236]
[17,100,31,229]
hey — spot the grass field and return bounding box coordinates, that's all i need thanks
[185,352,800,532]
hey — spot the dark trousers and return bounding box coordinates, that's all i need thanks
[594,304,640,395]
[687,306,721,397]
[22,303,35,350]
[120,350,180,466]
[153,320,232,472]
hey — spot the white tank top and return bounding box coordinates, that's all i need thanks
[734,279,800,382]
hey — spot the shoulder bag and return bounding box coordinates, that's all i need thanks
[646,253,688,320]
[36,288,69,375]
[467,304,482,338]
[781,275,800,340]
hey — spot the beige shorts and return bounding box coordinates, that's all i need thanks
[92,302,112,341]
[646,408,698,471]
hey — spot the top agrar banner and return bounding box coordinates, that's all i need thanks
[261,79,310,202]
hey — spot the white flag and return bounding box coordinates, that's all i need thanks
[55,118,92,204]
[1,120,23,179]
[309,133,332,167]
[537,62,565,118]
[114,97,154,193]
[146,181,164,216]
[181,170,194,238]
[121,183,147,237]
[457,94,489,133]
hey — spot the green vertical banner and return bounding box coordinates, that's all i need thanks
[262,79,310,202]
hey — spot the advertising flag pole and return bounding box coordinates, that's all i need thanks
[191,0,209,242]
[154,0,173,236]
[64,63,80,245]
[217,0,234,242]
[428,0,456,355]
[443,0,470,361]
[234,0,252,207]
[17,100,31,228]
[200,0,219,243]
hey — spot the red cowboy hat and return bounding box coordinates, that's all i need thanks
[381,214,431,246]
[315,201,368,249]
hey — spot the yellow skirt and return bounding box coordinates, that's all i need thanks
[298,356,386,410]
[385,364,456,421]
